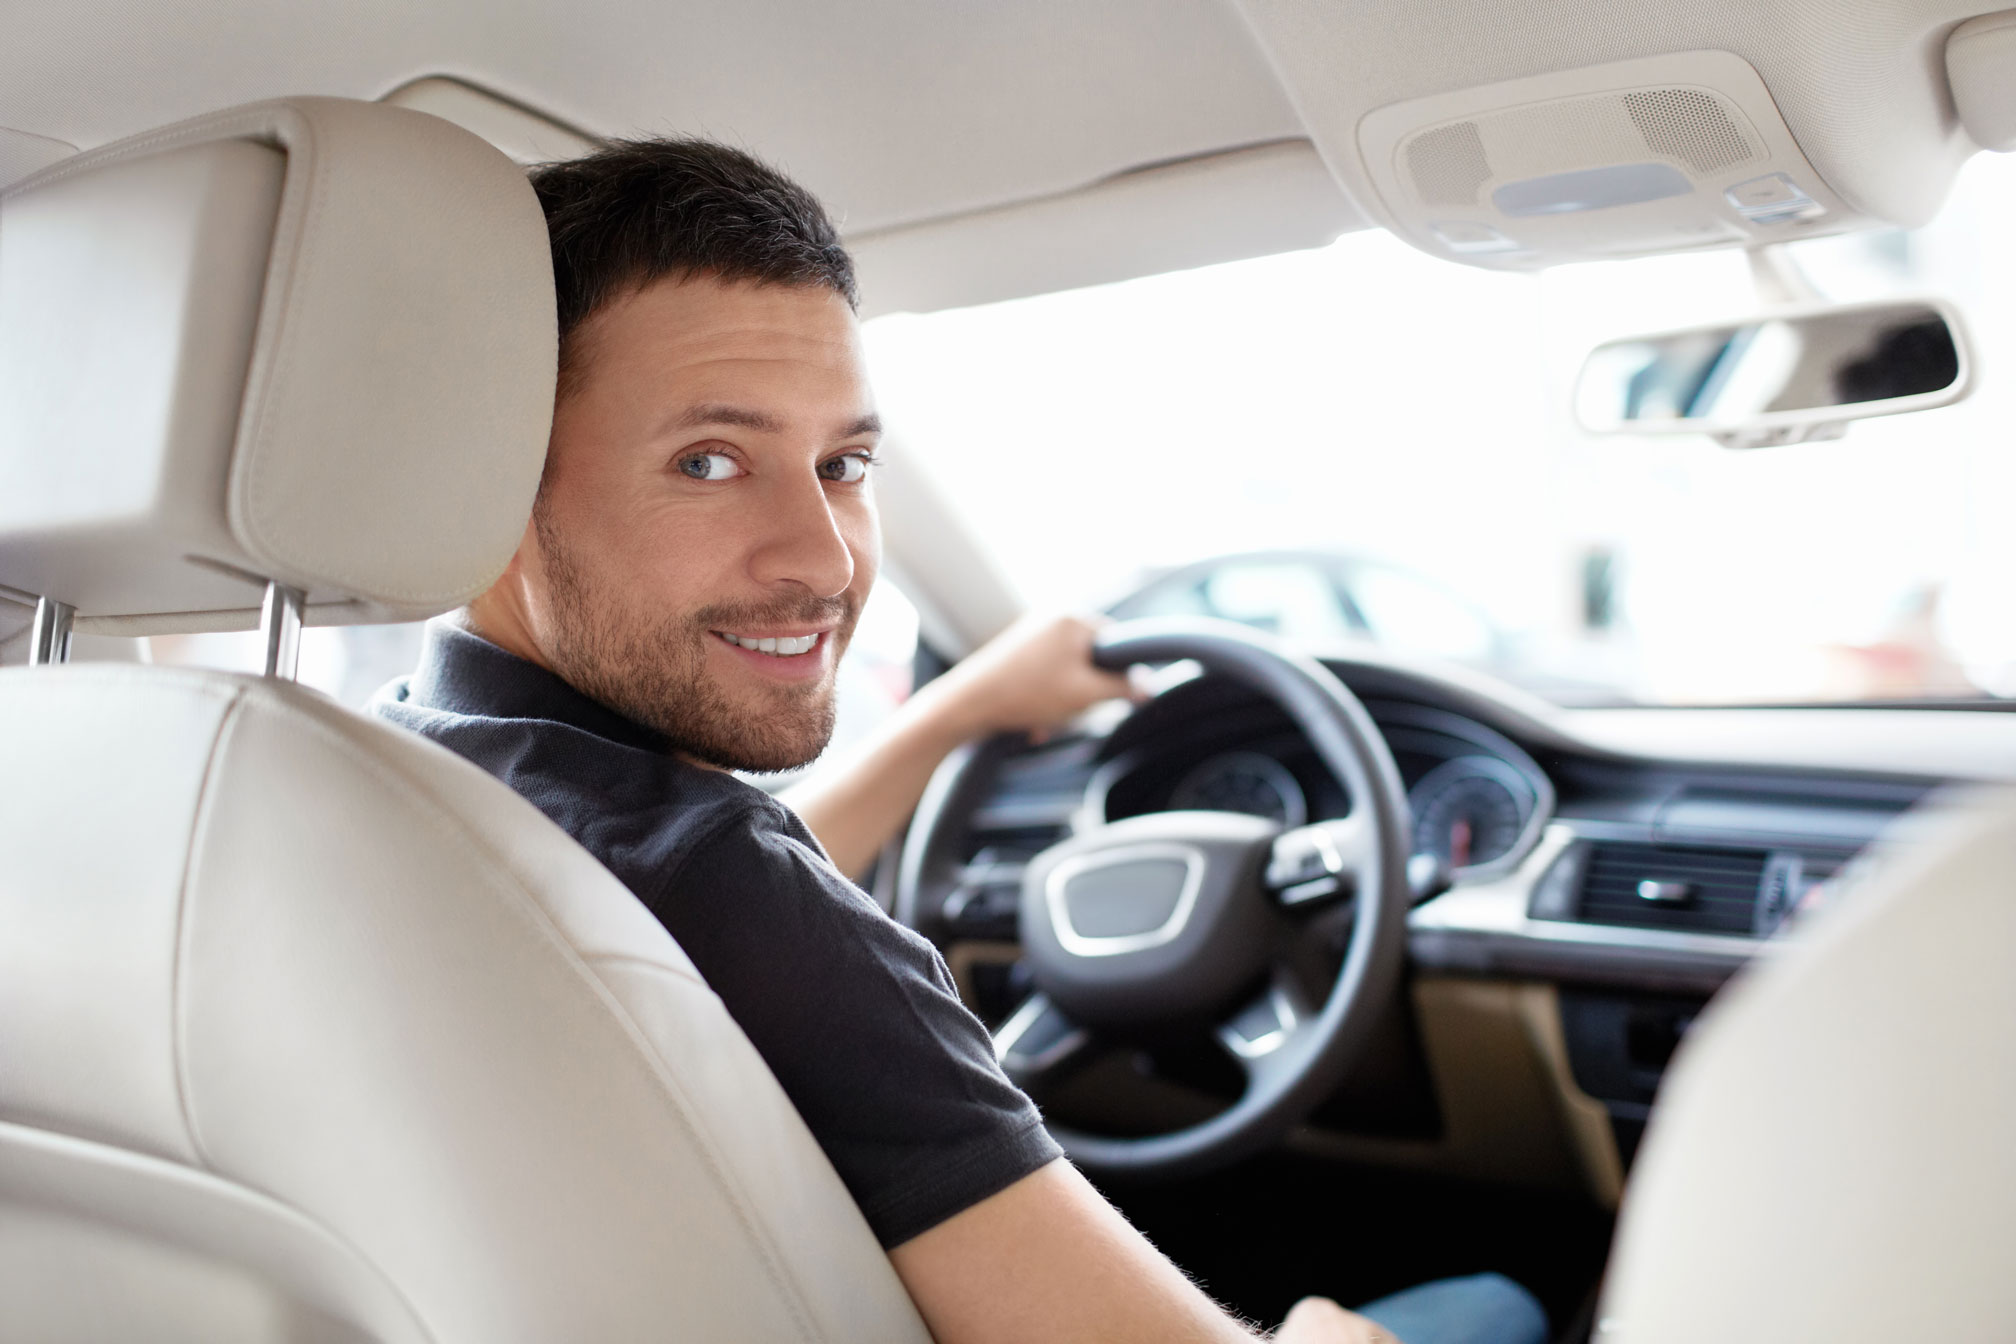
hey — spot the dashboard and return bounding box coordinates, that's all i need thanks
[898,653,2004,985]
[894,650,2016,1173]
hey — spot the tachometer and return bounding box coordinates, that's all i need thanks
[1409,755,1535,873]
[1170,751,1308,827]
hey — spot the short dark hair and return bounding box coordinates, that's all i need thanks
[529,139,857,392]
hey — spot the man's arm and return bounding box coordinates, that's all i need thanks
[889,1159,1392,1344]
[784,614,1135,877]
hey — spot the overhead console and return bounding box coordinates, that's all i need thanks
[1236,1,2007,271]
[1348,51,1868,269]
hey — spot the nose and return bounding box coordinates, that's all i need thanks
[746,466,856,598]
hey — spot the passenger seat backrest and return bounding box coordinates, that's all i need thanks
[1597,785,2016,1341]
[0,98,930,1343]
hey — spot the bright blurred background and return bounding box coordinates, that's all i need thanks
[146,146,2016,755]
[864,146,2016,707]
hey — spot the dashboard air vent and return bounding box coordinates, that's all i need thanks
[1578,841,1768,934]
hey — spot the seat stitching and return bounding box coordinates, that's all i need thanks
[0,1119,441,1344]
[577,951,709,988]
[170,683,249,1172]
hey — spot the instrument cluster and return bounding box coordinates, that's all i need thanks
[1092,700,1553,886]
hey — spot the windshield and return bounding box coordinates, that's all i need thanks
[863,152,2016,706]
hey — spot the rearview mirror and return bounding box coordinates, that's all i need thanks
[1574,299,1973,449]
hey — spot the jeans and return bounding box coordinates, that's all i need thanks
[1356,1272,1551,1344]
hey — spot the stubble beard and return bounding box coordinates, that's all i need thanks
[532,501,854,773]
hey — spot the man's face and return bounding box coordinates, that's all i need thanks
[516,274,880,771]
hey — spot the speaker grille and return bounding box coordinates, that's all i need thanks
[1399,85,1763,215]
[1406,120,1491,208]
[1622,87,1754,174]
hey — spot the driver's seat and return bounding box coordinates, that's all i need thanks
[0,99,930,1342]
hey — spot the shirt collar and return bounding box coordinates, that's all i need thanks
[402,620,672,754]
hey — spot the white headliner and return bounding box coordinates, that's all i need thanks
[1,0,2000,308]
[0,0,1299,237]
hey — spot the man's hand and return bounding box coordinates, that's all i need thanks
[784,612,1140,876]
[1275,1297,1403,1344]
[915,612,1140,744]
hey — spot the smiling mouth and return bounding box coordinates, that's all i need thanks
[713,630,825,657]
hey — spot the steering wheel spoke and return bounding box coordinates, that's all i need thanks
[992,991,1096,1092]
[1266,812,1374,909]
[1214,972,1315,1089]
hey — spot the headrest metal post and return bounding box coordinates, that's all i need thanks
[28,598,74,666]
[260,583,304,680]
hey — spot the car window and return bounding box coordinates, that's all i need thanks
[864,149,2016,705]
[144,623,424,704]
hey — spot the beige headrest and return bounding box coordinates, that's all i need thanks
[0,98,556,634]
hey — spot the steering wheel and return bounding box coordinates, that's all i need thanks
[907,616,1415,1180]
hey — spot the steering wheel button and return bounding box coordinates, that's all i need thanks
[1267,852,1318,886]
[1062,859,1190,937]
[1279,874,1342,906]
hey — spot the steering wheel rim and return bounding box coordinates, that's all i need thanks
[902,616,1414,1180]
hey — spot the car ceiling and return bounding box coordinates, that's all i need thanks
[1244,0,1996,228]
[0,0,1301,237]
[1,0,2002,308]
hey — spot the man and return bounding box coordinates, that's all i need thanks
[375,138,1547,1344]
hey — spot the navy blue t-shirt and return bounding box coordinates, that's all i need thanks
[373,623,1059,1247]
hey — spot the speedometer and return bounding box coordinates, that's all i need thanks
[1170,751,1308,827]
[1408,755,1535,873]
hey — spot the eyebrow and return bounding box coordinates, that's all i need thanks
[672,402,882,440]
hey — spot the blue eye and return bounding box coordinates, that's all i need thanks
[678,452,740,481]
[819,452,877,484]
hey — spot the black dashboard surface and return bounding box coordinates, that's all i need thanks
[899,656,1939,994]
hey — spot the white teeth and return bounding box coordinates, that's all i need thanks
[719,632,820,656]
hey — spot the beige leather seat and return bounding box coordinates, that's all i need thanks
[0,98,929,1343]
[1598,785,2016,1341]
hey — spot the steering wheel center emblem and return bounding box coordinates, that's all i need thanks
[1044,843,1205,957]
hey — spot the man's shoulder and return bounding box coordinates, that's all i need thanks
[663,790,856,910]
[374,680,772,882]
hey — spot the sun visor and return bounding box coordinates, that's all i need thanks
[1948,11,2016,153]
[1348,52,1876,270]
[0,98,556,633]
